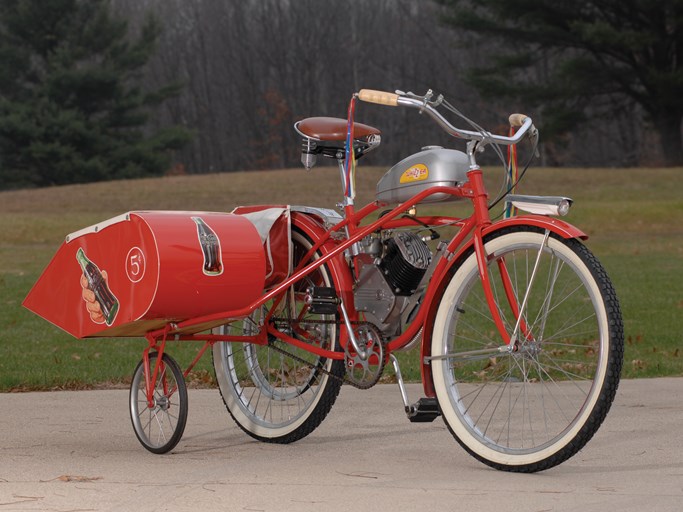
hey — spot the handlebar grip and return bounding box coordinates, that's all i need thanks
[358,89,399,106]
[509,113,529,127]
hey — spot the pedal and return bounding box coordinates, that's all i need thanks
[406,398,441,423]
[305,287,339,315]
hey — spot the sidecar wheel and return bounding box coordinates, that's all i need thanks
[129,352,188,454]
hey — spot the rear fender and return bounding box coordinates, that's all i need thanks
[289,211,354,298]
[233,204,352,294]
[419,214,587,397]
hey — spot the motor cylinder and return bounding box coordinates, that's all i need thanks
[379,232,432,295]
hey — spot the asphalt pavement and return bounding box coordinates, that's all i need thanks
[1,378,682,511]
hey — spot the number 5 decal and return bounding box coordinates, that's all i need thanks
[126,247,146,283]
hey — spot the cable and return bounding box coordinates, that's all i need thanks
[440,98,511,208]
[441,99,508,168]
[487,134,540,212]
[421,91,539,215]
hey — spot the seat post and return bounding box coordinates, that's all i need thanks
[337,156,354,207]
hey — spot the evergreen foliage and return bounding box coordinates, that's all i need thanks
[438,0,683,165]
[0,0,191,189]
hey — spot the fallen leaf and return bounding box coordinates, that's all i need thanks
[631,359,645,370]
[41,475,103,483]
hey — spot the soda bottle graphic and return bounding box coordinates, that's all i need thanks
[192,217,223,276]
[76,248,119,325]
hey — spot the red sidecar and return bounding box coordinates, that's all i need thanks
[23,211,267,338]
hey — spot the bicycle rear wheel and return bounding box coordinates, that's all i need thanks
[212,228,344,443]
[431,227,623,472]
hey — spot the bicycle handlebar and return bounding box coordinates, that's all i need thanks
[357,88,535,147]
[357,89,399,106]
[508,113,528,127]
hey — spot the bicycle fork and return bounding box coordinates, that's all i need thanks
[507,229,551,348]
[428,228,551,364]
[486,228,551,352]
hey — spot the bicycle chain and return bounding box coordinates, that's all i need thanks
[267,319,383,390]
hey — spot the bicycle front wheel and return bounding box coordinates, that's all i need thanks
[431,227,623,472]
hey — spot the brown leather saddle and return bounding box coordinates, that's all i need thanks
[294,117,381,161]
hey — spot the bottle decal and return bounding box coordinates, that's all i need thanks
[76,248,119,326]
[192,217,224,276]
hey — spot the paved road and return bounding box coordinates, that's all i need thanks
[1,378,682,511]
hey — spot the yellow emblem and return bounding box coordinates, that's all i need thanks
[400,164,429,183]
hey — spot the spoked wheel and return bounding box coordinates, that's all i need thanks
[431,227,623,472]
[212,228,345,443]
[129,352,188,454]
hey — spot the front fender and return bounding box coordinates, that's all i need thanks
[419,214,587,397]
[482,214,587,240]
[445,215,587,287]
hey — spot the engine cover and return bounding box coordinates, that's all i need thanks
[354,261,396,325]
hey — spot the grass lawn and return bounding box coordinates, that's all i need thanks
[1,165,682,391]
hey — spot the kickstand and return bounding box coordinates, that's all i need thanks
[390,354,441,423]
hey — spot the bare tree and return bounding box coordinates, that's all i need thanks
[113,0,649,174]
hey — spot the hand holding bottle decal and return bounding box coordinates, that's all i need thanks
[80,271,109,324]
[76,248,119,326]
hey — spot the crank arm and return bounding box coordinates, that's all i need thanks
[339,298,368,360]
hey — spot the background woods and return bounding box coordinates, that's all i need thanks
[0,0,680,188]
[126,0,477,177]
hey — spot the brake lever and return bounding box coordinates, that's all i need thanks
[529,125,540,158]
[396,89,436,104]
[430,94,444,108]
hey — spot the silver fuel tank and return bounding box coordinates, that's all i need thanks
[376,147,469,205]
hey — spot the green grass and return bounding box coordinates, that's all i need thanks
[1,166,682,391]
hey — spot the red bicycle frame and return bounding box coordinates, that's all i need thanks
[139,162,586,404]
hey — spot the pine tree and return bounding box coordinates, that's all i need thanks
[0,0,191,189]
[438,0,683,165]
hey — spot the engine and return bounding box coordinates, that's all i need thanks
[353,232,432,337]
[379,232,432,295]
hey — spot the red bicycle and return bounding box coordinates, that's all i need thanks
[26,88,624,472]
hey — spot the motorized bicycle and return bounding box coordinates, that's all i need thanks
[25,88,624,473]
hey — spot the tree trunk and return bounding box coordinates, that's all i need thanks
[655,111,683,166]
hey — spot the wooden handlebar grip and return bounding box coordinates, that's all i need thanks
[509,113,529,127]
[358,89,399,106]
